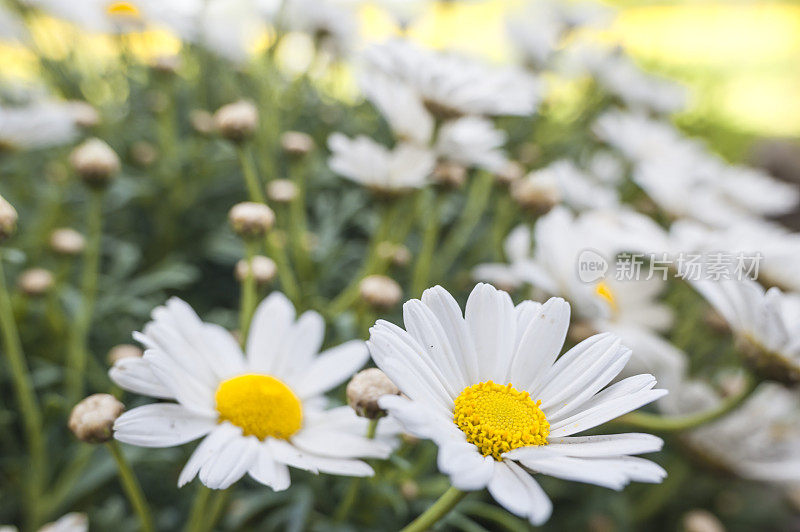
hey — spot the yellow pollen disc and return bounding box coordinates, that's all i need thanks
[594,281,618,312]
[453,381,549,461]
[215,374,302,440]
[106,2,140,18]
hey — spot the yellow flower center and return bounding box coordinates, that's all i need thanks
[594,281,618,312]
[215,374,302,440]
[106,2,140,18]
[453,381,549,460]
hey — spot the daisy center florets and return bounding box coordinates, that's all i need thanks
[594,281,618,312]
[453,381,549,461]
[215,374,302,440]
[106,1,140,18]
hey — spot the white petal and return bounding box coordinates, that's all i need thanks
[293,340,368,398]
[510,453,629,490]
[272,310,325,379]
[487,461,552,525]
[299,455,374,477]
[199,433,260,489]
[465,283,517,382]
[114,404,215,447]
[248,445,291,491]
[508,297,570,389]
[377,395,462,442]
[246,292,296,373]
[109,357,173,399]
[437,441,495,490]
[535,333,618,404]
[266,438,319,473]
[202,323,246,379]
[544,433,664,457]
[144,350,216,415]
[290,426,394,459]
[178,424,240,487]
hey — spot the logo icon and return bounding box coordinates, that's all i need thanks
[577,249,608,283]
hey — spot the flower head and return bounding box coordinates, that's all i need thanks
[368,283,667,524]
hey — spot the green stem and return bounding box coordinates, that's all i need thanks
[204,489,231,531]
[66,189,104,404]
[238,241,258,347]
[366,418,379,440]
[325,202,397,317]
[237,144,266,203]
[617,374,759,432]
[410,189,442,298]
[334,418,381,522]
[107,441,155,532]
[288,159,313,279]
[185,485,212,532]
[435,171,494,277]
[265,231,301,305]
[401,486,467,532]
[0,252,46,529]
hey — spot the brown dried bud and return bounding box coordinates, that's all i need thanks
[107,344,143,366]
[359,275,402,310]
[50,228,86,256]
[266,179,298,204]
[190,109,215,135]
[280,131,315,157]
[228,202,275,238]
[235,255,277,285]
[214,100,258,142]
[18,268,54,296]
[346,368,400,419]
[68,393,125,443]
[494,160,525,186]
[69,138,120,188]
[511,173,560,215]
[432,161,467,189]
[0,195,18,241]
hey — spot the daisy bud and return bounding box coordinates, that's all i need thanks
[39,513,88,532]
[214,100,258,142]
[0,195,18,241]
[190,109,215,135]
[70,101,100,129]
[280,131,315,157]
[235,256,277,285]
[432,161,467,189]
[266,179,298,204]
[50,228,86,256]
[228,202,275,238]
[346,368,400,419]
[511,173,561,215]
[494,160,525,186]
[131,141,158,167]
[150,54,181,75]
[18,268,54,297]
[359,275,402,310]
[377,242,411,268]
[107,343,143,365]
[682,510,725,532]
[69,138,120,189]
[400,480,419,500]
[68,393,125,443]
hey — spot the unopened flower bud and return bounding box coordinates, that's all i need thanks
[0,195,18,241]
[266,179,298,204]
[400,480,419,500]
[214,100,258,142]
[280,131,314,157]
[107,344,143,365]
[377,242,411,267]
[70,101,100,129]
[190,109,215,135]
[131,141,157,167]
[150,54,181,75]
[511,173,561,215]
[359,274,402,310]
[432,161,467,189]
[69,138,120,188]
[18,268,54,296]
[494,160,525,186]
[228,202,275,238]
[50,228,85,256]
[346,368,400,419]
[235,255,277,285]
[682,510,725,532]
[68,393,124,443]
[39,513,88,532]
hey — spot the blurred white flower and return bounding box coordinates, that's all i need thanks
[592,110,694,165]
[524,160,619,211]
[369,283,666,525]
[435,116,507,172]
[664,381,800,485]
[197,0,265,63]
[38,512,88,532]
[360,71,434,145]
[0,4,28,43]
[364,39,542,118]
[0,100,92,150]
[111,294,397,490]
[327,133,436,192]
[587,150,625,185]
[282,0,358,57]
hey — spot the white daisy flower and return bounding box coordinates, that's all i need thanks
[368,283,667,525]
[522,160,620,211]
[0,4,27,43]
[0,100,90,150]
[110,293,396,490]
[691,278,800,385]
[281,0,359,58]
[662,380,800,485]
[434,116,508,172]
[363,40,542,118]
[359,71,434,145]
[327,133,436,193]
[37,513,88,532]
